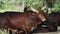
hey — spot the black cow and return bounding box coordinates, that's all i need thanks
[44,12,60,32]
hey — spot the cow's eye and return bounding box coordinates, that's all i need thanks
[32,13,35,16]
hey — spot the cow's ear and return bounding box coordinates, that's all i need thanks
[31,7,39,13]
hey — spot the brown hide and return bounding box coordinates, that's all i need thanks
[0,9,46,34]
[7,12,40,34]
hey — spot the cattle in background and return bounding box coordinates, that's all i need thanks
[43,12,60,32]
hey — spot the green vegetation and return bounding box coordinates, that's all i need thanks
[0,0,60,12]
[24,0,60,13]
[52,0,60,12]
[0,0,22,12]
[24,0,45,9]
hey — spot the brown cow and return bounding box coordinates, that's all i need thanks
[0,9,46,34]
[7,9,45,34]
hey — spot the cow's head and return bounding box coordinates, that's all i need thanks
[31,7,46,22]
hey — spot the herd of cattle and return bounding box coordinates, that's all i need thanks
[0,7,60,34]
